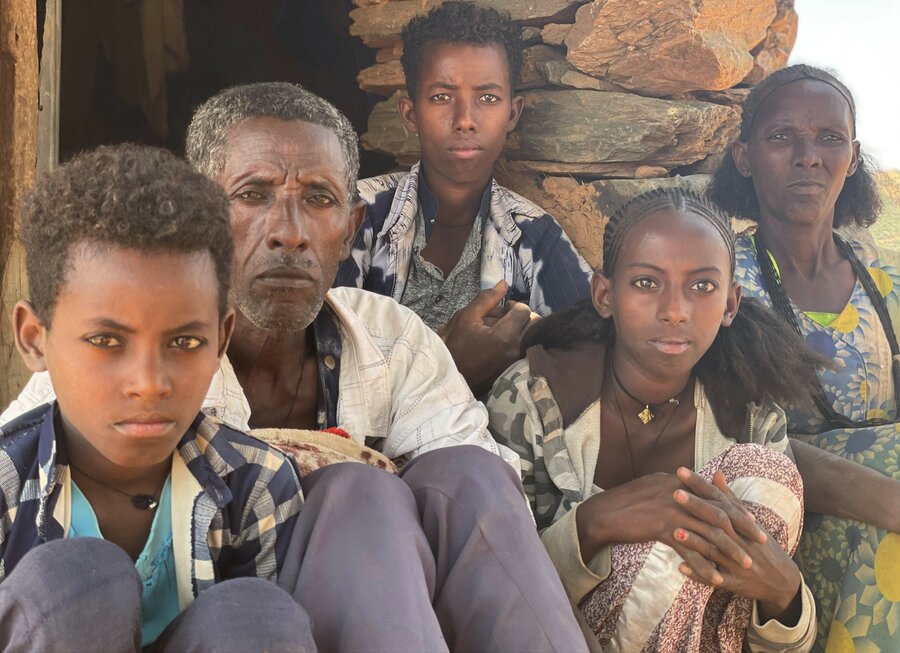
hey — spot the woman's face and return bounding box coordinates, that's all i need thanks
[591,209,740,382]
[733,79,860,230]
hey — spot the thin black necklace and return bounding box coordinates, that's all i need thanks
[431,215,479,228]
[608,370,687,481]
[69,461,162,511]
[281,348,308,426]
[609,362,684,425]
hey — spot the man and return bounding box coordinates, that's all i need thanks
[2,82,588,653]
[336,2,593,394]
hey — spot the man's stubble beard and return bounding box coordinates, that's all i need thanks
[231,286,327,332]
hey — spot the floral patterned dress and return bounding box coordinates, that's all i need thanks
[735,235,900,653]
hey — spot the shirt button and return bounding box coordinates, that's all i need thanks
[435,293,444,302]
[324,355,336,370]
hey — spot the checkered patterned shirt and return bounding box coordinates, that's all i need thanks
[0,403,303,607]
[335,163,593,317]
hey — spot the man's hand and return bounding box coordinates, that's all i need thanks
[439,280,538,396]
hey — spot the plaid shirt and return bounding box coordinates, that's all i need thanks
[0,403,303,610]
[335,163,593,316]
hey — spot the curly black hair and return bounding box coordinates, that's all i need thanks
[524,188,827,436]
[709,64,882,228]
[20,144,233,326]
[400,1,523,97]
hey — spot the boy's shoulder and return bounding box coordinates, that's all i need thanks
[357,171,409,206]
[187,414,295,476]
[0,403,50,453]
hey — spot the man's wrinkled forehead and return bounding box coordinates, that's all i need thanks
[220,117,352,192]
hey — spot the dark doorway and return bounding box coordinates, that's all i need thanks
[59,0,393,177]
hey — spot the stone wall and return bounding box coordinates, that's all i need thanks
[349,0,797,266]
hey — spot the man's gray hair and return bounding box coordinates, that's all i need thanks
[186,82,360,193]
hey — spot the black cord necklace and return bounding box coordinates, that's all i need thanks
[608,365,689,480]
[609,362,684,425]
[281,348,308,427]
[69,462,162,511]
[755,233,900,428]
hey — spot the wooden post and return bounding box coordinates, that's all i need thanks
[0,0,39,408]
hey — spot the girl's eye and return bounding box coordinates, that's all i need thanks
[85,334,122,349]
[821,133,845,143]
[632,278,658,290]
[171,336,206,350]
[692,280,719,293]
[767,132,789,142]
[479,93,501,104]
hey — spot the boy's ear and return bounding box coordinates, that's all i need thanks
[217,308,236,359]
[732,141,751,178]
[507,95,524,133]
[13,300,49,372]
[340,198,366,261]
[590,273,613,319]
[398,95,418,133]
[721,283,742,327]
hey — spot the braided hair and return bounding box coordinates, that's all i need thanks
[524,187,826,435]
[709,64,882,228]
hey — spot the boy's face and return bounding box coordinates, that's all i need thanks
[14,245,234,470]
[399,41,524,190]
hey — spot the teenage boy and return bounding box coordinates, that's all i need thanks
[0,145,312,653]
[336,1,593,394]
[2,85,589,652]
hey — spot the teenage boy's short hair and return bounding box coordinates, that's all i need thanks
[400,1,523,97]
[20,144,233,325]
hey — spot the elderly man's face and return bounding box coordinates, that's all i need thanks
[216,118,364,331]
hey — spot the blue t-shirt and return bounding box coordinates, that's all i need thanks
[69,476,179,646]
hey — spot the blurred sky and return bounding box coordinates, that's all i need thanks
[790,0,900,169]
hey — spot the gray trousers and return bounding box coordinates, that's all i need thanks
[278,445,588,653]
[0,538,315,653]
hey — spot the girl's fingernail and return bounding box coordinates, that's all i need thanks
[675,529,688,541]
[713,572,724,585]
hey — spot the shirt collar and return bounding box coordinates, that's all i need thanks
[417,170,493,241]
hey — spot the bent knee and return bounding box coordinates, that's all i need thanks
[402,445,522,501]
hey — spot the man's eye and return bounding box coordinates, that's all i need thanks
[430,93,451,102]
[692,280,718,293]
[85,334,121,349]
[308,194,336,207]
[767,132,789,142]
[171,336,205,350]
[633,278,657,290]
[480,93,501,104]
[236,190,265,202]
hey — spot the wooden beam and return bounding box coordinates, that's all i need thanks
[36,0,61,176]
[0,0,39,409]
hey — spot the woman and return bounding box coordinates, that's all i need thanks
[487,188,821,652]
[710,64,900,652]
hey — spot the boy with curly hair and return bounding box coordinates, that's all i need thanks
[337,1,592,394]
[0,144,312,653]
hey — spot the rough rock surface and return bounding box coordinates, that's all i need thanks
[743,0,797,84]
[564,0,777,95]
[350,0,585,47]
[505,90,740,169]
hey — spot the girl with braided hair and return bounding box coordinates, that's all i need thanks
[487,188,821,652]
[710,64,900,652]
